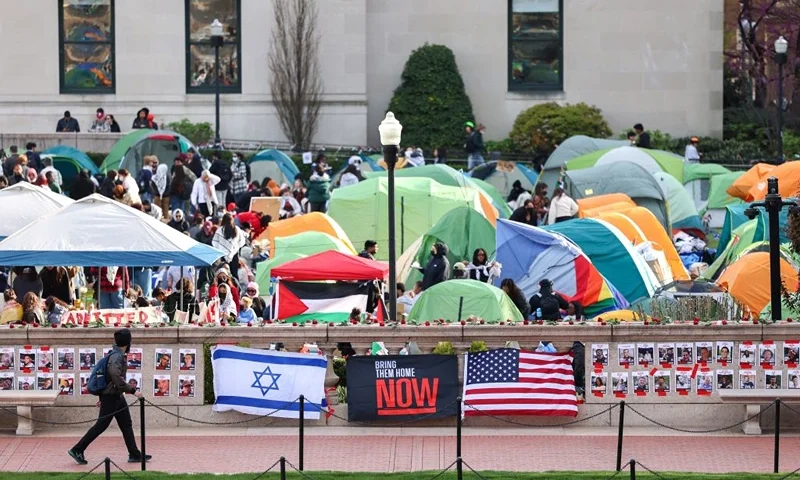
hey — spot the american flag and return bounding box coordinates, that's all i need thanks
[462,348,578,417]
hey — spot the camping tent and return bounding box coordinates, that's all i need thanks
[576,193,636,214]
[365,164,501,224]
[331,154,384,187]
[328,177,490,261]
[746,161,800,201]
[540,135,628,189]
[652,172,704,236]
[248,149,300,186]
[273,231,355,258]
[271,250,389,281]
[727,163,775,200]
[544,218,660,303]
[41,145,100,190]
[716,203,792,258]
[0,194,222,266]
[100,130,196,174]
[564,162,670,232]
[683,163,732,211]
[256,212,356,257]
[566,146,685,182]
[468,176,513,218]
[468,161,539,198]
[403,206,497,286]
[701,221,759,280]
[703,171,744,229]
[0,182,74,240]
[717,251,798,314]
[495,220,625,316]
[255,253,306,294]
[407,280,523,323]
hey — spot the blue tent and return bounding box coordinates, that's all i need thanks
[248,149,300,185]
[41,145,100,189]
[468,161,539,198]
[0,194,222,266]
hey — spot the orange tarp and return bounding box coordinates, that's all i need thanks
[746,161,800,201]
[256,212,357,257]
[717,252,798,313]
[727,163,775,200]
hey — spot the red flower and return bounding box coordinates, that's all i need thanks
[479,319,485,325]
[461,320,466,326]
[644,320,649,326]
[424,321,430,326]
[500,321,505,326]
[753,319,759,325]
[114,322,120,327]
[693,319,699,325]
[265,319,272,324]
[220,321,226,327]
[401,319,406,325]
[8,324,14,329]
[21,321,27,326]
[32,323,39,328]
[568,321,574,325]
[51,323,58,328]
[722,320,728,325]
[379,322,385,327]
[144,323,150,328]
[292,322,298,327]
[600,321,607,326]
[523,320,529,325]
[538,320,543,325]
[312,320,318,325]
[247,322,252,327]
[788,318,794,323]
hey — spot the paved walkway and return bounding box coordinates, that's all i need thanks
[0,427,798,474]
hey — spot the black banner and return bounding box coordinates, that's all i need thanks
[346,354,459,421]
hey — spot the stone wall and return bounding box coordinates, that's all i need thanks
[0,133,123,155]
[1,324,797,431]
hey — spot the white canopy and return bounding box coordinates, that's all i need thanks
[0,182,74,239]
[0,194,223,266]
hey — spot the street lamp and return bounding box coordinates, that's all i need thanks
[210,19,224,148]
[775,35,788,163]
[740,18,754,104]
[379,112,402,323]
[744,177,795,321]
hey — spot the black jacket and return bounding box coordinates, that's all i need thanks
[509,206,537,226]
[163,291,199,322]
[188,154,204,179]
[56,117,80,133]
[99,178,116,198]
[421,242,450,290]
[102,345,135,396]
[24,151,42,172]
[71,173,96,200]
[637,132,651,149]
[210,159,233,191]
[465,131,484,154]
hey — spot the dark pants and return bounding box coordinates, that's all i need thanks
[556,216,573,223]
[309,201,326,213]
[73,394,140,456]
[229,253,240,282]
[198,202,212,217]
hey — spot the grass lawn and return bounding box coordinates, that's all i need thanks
[2,472,794,479]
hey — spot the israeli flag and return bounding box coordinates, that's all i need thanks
[212,345,327,419]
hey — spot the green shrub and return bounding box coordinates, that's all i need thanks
[166,118,214,147]
[783,130,800,159]
[510,102,612,155]
[86,152,106,168]
[484,138,519,154]
[468,341,488,353]
[203,342,250,405]
[332,357,347,387]
[432,341,455,355]
[387,43,475,150]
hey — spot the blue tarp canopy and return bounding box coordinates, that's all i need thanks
[0,194,223,266]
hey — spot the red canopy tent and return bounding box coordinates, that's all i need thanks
[270,250,389,281]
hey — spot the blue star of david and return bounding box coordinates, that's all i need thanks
[251,365,281,396]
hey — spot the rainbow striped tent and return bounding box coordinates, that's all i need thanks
[495,219,627,316]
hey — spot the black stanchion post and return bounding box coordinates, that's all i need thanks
[616,401,625,472]
[456,396,463,480]
[280,456,287,480]
[104,457,111,480]
[629,459,636,480]
[139,397,146,472]
[299,394,305,472]
[775,398,781,474]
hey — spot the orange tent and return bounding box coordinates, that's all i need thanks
[581,201,639,219]
[576,193,635,213]
[593,212,647,245]
[717,252,798,314]
[256,212,357,257]
[619,207,690,281]
[727,163,775,200]
[746,161,800,201]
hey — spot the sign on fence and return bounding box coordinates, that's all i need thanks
[61,307,163,325]
[346,354,459,421]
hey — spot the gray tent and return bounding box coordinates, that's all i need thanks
[564,162,670,232]
[540,135,628,190]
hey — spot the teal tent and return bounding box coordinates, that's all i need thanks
[248,149,300,186]
[716,202,794,259]
[540,135,628,189]
[41,145,100,190]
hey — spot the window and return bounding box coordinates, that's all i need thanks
[186,0,242,94]
[58,0,115,94]
[508,0,563,91]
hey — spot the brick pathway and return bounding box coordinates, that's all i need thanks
[0,429,798,474]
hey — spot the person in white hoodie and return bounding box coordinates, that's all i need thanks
[191,169,220,216]
[546,187,579,225]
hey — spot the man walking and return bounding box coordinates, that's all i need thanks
[68,329,151,465]
[209,153,233,206]
[465,121,485,170]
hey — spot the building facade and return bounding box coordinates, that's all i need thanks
[0,0,724,147]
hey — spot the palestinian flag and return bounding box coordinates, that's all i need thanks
[276,281,370,324]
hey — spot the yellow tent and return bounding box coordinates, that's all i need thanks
[717,252,798,314]
[590,309,651,322]
[577,193,635,213]
[257,212,357,257]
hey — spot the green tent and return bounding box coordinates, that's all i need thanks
[100,130,195,173]
[683,163,732,183]
[407,280,523,323]
[328,177,486,261]
[365,164,511,218]
[540,135,628,190]
[716,202,793,258]
[544,218,659,303]
[567,146,685,182]
[706,171,745,211]
[273,231,353,258]
[468,177,513,218]
[255,253,306,294]
[701,220,758,280]
[652,172,703,234]
[100,130,152,172]
[404,206,496,286]
[564,162,670,233]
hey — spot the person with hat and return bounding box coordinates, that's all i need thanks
[528,278,569,320]
[69,328,151,465]
[684,137,701,163]
[89,108,110,133]
[464,121,485,170]
[452,262,468,279]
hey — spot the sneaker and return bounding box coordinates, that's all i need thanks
[68,449,88,465]
[127,454,152,463]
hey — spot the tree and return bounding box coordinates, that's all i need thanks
[387,44,475,150]
[268,0,323,150]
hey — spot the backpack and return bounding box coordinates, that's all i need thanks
[136,168,151,194]
[87,350,121,395]
[539,293,561,320]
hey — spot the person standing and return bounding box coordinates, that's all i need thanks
[190,170,220,217]
[56,111,80,133]
[151,163,170,219]
[465,121,485,170]
[633,123,651,149]
[684,137,701,163]
[3,145,19,177]
[132,108,150,129]
[71,170,96,200]
[136,156,155,203]
[213,214,248,281]
[209,154,232,207]
[307,165,330,212]
[68,328,151,465]
[546,187,579,224]
[229,153,248,202]
[359,240,378,261]
[420,242,450,290]
[509,199,538,226]
[24,143,42,172]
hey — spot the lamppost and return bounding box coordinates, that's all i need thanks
[379,112,402,322]
[210,19,224,148]
[740,18,754,105]
[744,177,795,321]
[775,35,788,163]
